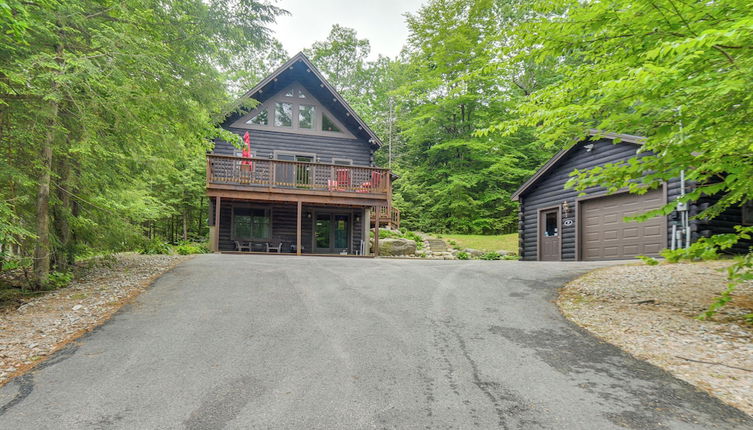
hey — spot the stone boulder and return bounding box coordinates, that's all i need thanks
[496,250,517,257]
[379,238,417,256]
[464,248,485,258]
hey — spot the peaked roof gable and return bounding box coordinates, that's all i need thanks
[510,130,646,201]
[223,52,382,147]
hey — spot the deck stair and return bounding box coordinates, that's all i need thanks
[426,239,448,252]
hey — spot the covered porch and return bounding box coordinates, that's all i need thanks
[208,197,391,256]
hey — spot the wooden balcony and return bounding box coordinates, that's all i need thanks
[206,154,392,206]
[370,206,400,230]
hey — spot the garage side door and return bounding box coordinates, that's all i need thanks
[580,189,665,260]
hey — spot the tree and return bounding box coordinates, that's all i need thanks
[391,0,557,233]
[489,0,753,316]
[1,0,284,286]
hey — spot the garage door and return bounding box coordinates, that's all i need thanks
[580,189,665,260]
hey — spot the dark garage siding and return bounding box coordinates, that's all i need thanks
[518,139,678,261]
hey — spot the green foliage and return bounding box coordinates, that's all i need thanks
[637,256,660,266]
[174,242,209,255]
[387,0,559,234]
[456,251,470,260]
[0,0,284,280]
[485,0,753,315]
[139,239,172,255]
[479,251,501,261]
[46,271,72,289]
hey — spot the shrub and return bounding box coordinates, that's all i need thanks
[479,251,501,261]
[139,238,172,255]
[47,271,73,289]
[456,251,470,260]
[174,242,209,255]
[637,255,659,266]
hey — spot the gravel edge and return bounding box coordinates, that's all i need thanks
[0,253,193,387]
[557,262,753,417]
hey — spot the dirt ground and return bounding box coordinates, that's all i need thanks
[559,260,753,417]
[0,253,190,386]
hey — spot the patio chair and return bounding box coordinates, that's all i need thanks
[266,241,283,253]
[336,169,351,190]
[234,241,252,252]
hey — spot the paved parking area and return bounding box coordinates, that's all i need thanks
[1,255,750,429]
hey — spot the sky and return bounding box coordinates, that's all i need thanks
[269,0,427,60]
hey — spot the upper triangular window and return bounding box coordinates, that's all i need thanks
[231,83,354,138]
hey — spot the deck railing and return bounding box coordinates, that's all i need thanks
[207,154,391,195]
[370,206,400,229]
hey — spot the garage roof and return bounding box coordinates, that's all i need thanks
[510,130,645,201]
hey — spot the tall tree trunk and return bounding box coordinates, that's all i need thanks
[54,153,72,271]
[182,210,188,242]
[33,106,57,287]
[33,42,62,288]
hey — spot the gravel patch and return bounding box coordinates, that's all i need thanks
[559,261,753,417]
[0,253,190,386]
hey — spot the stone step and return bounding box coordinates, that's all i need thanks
[426,239,448,252]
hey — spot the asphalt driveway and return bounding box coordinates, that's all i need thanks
[0,255,750,429]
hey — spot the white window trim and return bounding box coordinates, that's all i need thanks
[332,158,353,165]
[230,83,355,139]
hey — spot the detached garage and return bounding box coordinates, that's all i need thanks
[513,131,753,261]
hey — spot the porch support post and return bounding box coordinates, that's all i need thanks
[373,205,380,256]
[214,196,221,253]
[296,200,302,256]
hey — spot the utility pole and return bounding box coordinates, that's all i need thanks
[388,98,394,169]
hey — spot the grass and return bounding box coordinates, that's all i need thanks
[433,233,518,252]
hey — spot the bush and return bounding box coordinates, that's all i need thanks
[47,271,73,289]
[479,251,501,261]
[637,255,660,266]
[456,251,470,260]
[174,242,209,255]
[139,238,172,255]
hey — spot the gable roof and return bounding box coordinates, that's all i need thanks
[510,130,646,201]
[223,52,383,147]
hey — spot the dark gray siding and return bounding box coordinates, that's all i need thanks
[217,201,365,254]
[518,139,674,261]
[690,187,753,255]
[213,128,373,166]
[518,138,753,260]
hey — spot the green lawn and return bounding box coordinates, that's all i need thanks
[433,233,518,252]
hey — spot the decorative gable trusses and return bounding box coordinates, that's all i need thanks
[230,83,356,139]
[225,52,382,147]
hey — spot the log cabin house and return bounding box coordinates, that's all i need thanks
[513,131,753,261]
[207,53,398,256]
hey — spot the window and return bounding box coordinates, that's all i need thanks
[743,201,753,225]
[246,109,268,125]
[297,90,306,99]
[322,113,341,133]
[544,211,558,237]
[332,158,352,165]
[233,207,270,240]
[274,102,292,127]
[284,89,295,97]
[299,105,315,129]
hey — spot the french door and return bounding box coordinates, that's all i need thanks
[314,213,350,254]
[274,152,314,188]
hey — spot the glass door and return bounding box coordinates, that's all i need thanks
[315,214,331,250]
[314,213,350,253]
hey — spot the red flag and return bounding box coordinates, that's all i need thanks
[241,131,252,166]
